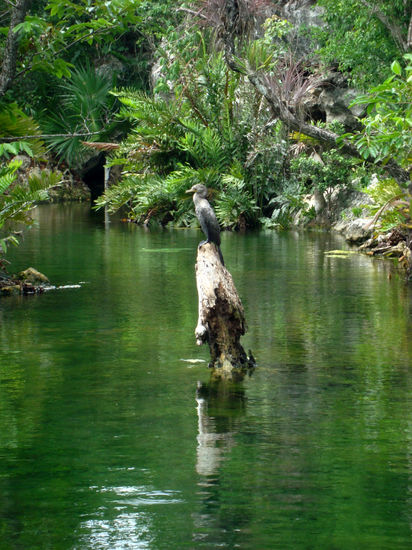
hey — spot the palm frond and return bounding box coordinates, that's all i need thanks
[42,65,119,167]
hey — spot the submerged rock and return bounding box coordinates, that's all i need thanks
[0,285,21,296]
[17,267,49,285]
[0,267,50,296]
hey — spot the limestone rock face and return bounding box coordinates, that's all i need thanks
[318,86,364,129]
[95,55,125,80]
[282,1,325,31]
[340,219,373,244]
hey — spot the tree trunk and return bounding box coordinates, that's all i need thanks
[194,242,254,380]
[0,0,32,98]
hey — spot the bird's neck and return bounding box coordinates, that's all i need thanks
[193,194,207,207]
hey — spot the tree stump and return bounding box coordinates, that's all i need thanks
[194,242,255,380]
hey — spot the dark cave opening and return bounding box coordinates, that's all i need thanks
[81,153,106,201]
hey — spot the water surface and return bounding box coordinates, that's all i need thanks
[1,204,412,549]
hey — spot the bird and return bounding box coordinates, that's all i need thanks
[186,184,224,265]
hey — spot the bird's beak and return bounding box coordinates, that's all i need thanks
[186,187,195,194]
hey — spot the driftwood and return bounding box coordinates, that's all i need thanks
[194,242,255,380]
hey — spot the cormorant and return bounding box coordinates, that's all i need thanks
[186,184,224,265]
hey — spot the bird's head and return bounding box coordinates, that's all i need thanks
[186,184,208,198]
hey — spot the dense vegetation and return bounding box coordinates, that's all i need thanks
[1,0,411,264]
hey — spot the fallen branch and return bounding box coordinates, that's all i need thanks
[0,131,101,142]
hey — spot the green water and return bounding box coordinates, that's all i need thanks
[1,204,412,549]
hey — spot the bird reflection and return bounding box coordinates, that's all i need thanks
[195,380,246,477]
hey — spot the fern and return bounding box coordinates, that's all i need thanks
[0,160,21,196]
[216,185,259,229]
[95,175,141,213]
[101,41,281,227]
[0,104,45,157]
[0,168,60,234]
[178,127,226,170]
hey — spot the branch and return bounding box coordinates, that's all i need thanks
[0,131,102,142]
[14,25,124,82]
[224,48,409,182]
[176,7,208,21]
[213,1,409,182]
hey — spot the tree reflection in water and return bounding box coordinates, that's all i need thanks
[193,379,250,546]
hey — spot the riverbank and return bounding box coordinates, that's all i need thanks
[297,186,412,280]
[2,178,411,298]
[12,154,91,202]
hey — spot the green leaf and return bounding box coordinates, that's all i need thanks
[391,60,402,75]
[19,142,34,157]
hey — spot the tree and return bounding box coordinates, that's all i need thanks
[315,0,412,88]
[0,0,143,102]
[192,0,410,183]
[346,55,412,168]
[0,0,32,97]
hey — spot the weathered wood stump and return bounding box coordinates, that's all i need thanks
[194,242,255,380]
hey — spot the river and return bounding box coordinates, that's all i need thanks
[1,203,412,549]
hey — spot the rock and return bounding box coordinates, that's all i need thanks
[282,1,325,29]
[95,55,125,80]
[1,268,51,296]
[318,86,364,130]
[48,179,91,202]
[12,154,32,172]
[312,188,327,214]
[0,285,21,296]
[281,1,325,54]
[16,267,49,285]
[341,219,373,244]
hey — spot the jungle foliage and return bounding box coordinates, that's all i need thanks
[0,158,60,257]
[0,0,411,244]
[314,0,411,89]
[0,0,179,260]
[95,35,276,229]
[97,1,403,229]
